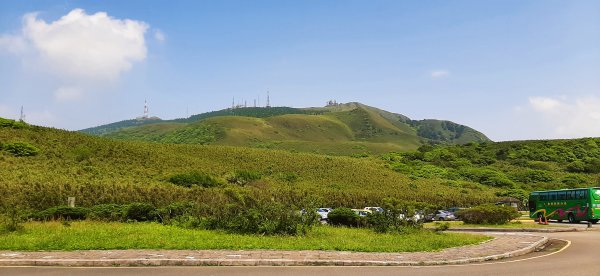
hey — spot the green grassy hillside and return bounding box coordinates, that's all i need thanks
[384,138,600,204]
[85,102,490,155]
[0,118,496,212]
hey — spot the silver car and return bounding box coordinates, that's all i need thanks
[428,210,456,221]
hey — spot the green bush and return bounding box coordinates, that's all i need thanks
[33,206,89,221]
[457,204,520,224]
[156,202,196,223]
[2,142,40,157]
[124,203,157,222]
[0,118,27,129]
[168,171,222,188]
[434,222,450,232]
[226,170,262,186]
[88,204,125,221]
[327,208,360,227]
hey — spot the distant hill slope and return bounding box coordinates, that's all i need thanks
[0,117,497,211]
[81,102,490,155]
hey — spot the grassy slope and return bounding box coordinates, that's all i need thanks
[0,222,489,252]
[0,121,497,210]
[87,103,490,155]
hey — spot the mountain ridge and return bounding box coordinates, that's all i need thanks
[80,102,490,155]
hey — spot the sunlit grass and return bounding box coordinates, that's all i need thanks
[0,221,490,252]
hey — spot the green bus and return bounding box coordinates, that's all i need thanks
[529,187,600,224]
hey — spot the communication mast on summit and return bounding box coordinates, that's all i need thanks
[19,106,25,122]
[266,91,271,108]
[143,100,149,119]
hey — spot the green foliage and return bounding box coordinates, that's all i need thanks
[226,170,262,186]
[457,204,520,224]
[0,118,28,129]
[202,190,318,235]
[33,206,90,221]
[328,208,360,227]
[2,142,40,157]
[434,222,450,232]
[169,171,223,188]
[124,203,157,222]
[87,204,125,221]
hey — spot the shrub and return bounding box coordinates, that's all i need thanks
[88,204,125,221]
[156,202,196,223]
[124,203,157,222]
[457,204,520,224]
[33,206,89,221]
[169,171,222,188]
[226,170,262,186]
[434,222,450,232]
[327,208,360,227]
[3,142,40,157]
[0,118,27,129]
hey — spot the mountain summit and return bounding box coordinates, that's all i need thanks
[80,102,490,155]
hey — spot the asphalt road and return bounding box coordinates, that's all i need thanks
[2,230,599,276]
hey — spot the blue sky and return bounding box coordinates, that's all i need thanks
[0,0,598,141]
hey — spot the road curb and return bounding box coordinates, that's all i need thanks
[0,235,549,267]
[445,227,587,233]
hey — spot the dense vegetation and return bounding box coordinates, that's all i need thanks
[81,103,490,155]
[3,116,599,237]
[383,139,600,205]
[456,205,520,224]
[0,118,496,220]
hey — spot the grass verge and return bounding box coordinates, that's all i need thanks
[424,220,565,229]
[0,221,490,252]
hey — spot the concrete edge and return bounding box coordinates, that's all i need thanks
[0,236,549,267]
[445,227,586,233]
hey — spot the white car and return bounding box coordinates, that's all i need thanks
[352,209,370,217]
[316,208,332,220]
[364,207,384,213]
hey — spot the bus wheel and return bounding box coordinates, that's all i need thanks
[568,213,576,223]
[557,220,563,223]
[592,219,599,224]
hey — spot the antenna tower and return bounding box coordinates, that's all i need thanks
[143,100,149,119]
[266,91,271,108]
[232,97,235,109]
[19,106,25,122]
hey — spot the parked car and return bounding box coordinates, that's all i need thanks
[364,207,384,213]
[446,207,466,219]
[426,210,456,221]
[316,208,332,220]
[352,209,370,217]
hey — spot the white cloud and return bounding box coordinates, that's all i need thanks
[527,96,600,138]
[0,35,27,54]
[1,8,149,84]
[154,29,166,42]
[24,9,148,81]
[430,70,449,78]
[55,86,83,102]
[529,97,561,111]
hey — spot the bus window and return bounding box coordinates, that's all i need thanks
[558,191,566,200]
[550,192,557,200]
[540,193,548,201]
[577,190,586,199]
